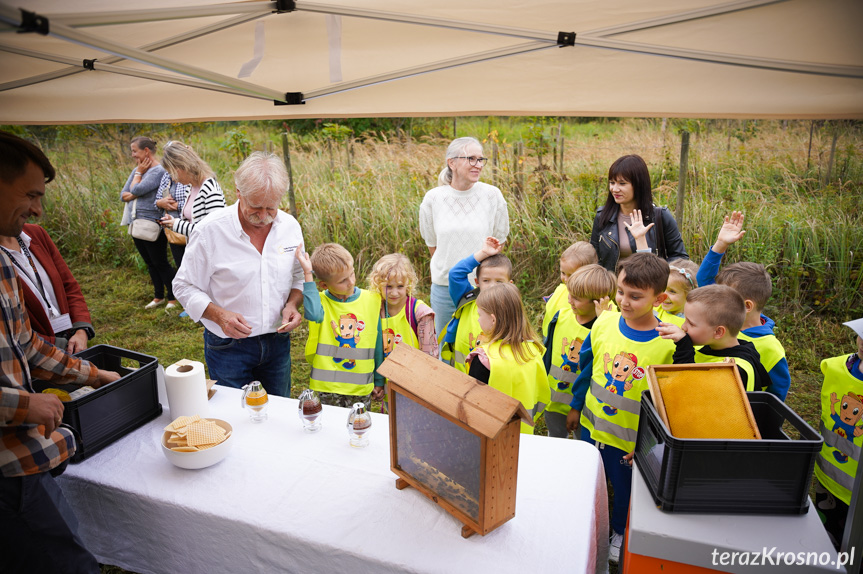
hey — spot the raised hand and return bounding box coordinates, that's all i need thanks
[476,236,503,261]
[593,296,613,317]
[624,209,655,250]
[714,211,746,253]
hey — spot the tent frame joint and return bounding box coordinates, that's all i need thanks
[274,0,297,14]
[18,9,49,35]
[274,92,305,105]
[557,31,575,46]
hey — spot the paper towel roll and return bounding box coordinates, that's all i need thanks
[164,360,210,418]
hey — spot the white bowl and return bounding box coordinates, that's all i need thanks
[161,419,233,470]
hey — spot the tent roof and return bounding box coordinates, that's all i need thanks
[1,0,861,124]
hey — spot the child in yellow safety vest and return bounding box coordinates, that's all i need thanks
[299,243,384,408]
[814,318,863,550]
[654,258,698,327]
[541,241,598,337]
[566,253,676,564]
[542,264,616,438]
[466,283,550,434]
[367,254,438,410]
[656,285,771,392]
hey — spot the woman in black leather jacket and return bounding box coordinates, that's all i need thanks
[590,154,688,272]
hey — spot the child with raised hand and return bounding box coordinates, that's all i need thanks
[543,264,617,438]
[541,241,598,337]
[814,318,863,550]
[656,285,771,391]
[441,236,512,372]
[697,211,790,400]
[367,254,437,361]
[656,258,699,326]
[298,244,384,407]
[565,253,676,565]
[466,283,550,434]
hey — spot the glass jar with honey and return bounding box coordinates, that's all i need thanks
[240,381,269,423]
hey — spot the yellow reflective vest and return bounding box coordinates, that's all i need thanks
[485,340,550,434]
[381,299,421,358]
[440,300,483,374]
[580,311,675,452]
[542,283,570,337]
[655,306,685,327]
[305,289,381,396]
[546,308,592,415]
[814,355,863,505]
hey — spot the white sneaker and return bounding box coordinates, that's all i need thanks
[609,531,623,564]
[144,299,165,309]
[165,301,179,310]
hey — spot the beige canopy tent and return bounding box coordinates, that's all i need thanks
[0,0,861,124]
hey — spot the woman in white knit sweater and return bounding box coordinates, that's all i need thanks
[158,141,226,238]
[419,137,510,335]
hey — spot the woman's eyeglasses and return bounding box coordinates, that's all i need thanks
[455,156,488,167]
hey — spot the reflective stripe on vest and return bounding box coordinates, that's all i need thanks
[817,455,855,492]
[309,367,373,386]
[551,389,574,405]
[820,421,862,462]
[549,364,577,384]
[582,408,639,446]
[315,343,375,360]
[590,379,641,415]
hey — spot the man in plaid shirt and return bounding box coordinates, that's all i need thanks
[0,132,120,573]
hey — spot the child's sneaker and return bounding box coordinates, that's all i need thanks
[609,531,623,564]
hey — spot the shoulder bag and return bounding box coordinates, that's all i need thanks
[127,199,161,242]
[161,188,188,246]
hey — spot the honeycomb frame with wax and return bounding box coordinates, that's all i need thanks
[646,362,761,440]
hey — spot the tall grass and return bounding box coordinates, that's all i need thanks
[10,118,862,317]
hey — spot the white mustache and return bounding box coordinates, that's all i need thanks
[248,212,274,225]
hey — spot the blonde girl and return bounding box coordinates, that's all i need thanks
[367,254,438,359]
[657,258,699,325]
[466,283,550,433]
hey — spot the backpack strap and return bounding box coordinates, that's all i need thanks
[406,296,419,333]
[654,205,667,259]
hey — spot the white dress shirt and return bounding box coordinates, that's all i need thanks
[173,202,305,339]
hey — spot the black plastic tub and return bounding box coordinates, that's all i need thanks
[32,345,162,463]
[634,390,822,514]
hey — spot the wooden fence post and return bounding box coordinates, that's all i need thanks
[281,132,297,217]
[807,120,815,170]
[676,131,690,226]
[824,121,839,186]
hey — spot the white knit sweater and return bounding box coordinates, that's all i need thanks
[419,182,510,286]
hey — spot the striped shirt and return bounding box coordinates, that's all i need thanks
[171,177,226,237]
[0,250,100,477]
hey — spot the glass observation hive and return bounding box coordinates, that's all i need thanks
[378,344,532,538]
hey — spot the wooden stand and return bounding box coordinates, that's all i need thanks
[379,345,532,538]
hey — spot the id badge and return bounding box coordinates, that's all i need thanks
[50,313,73,334]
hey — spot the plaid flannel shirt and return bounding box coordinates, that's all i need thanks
[1,250,99,477]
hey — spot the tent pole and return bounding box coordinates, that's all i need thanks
[0,4,289,102]
[45,3,275,27]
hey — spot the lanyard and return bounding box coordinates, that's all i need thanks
[0,237,58,318]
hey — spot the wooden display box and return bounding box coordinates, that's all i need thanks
[378,344,533,538]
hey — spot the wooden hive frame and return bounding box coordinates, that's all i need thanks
[378,344,532,538]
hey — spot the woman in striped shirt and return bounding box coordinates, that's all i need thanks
[158,141,226,239]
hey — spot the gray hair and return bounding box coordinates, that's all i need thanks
[438,136,483,187]
[234,152,288,204]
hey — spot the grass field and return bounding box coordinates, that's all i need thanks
[4,117,861,574]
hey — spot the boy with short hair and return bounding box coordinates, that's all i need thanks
[657,284,771,391]
[541,241,598,337]
[566,253,676,565]
[299,243,384,407]
[697,211,791,400]
[441,236,511,372]
[543,264,616,438]
[814,318,863,549]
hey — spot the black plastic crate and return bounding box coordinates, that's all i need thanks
[634,390,822,514]
[32,345,161,463]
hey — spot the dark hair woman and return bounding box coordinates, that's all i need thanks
[590,154,688,272]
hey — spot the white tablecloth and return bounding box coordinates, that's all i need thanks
[59,386,608,574]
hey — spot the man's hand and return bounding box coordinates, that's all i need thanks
[566,408,581,432]
[26,393,65,439]
[278,304,302,333]
[475,236,502,262]
[66,330,88,354]
[371,386,386,401]
[208,307,252,339]
[657,322,686,342]
[623,451,635,466]
[713,211,745,254]
[92,369,122,389]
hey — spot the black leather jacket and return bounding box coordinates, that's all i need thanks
[589,205,688,272]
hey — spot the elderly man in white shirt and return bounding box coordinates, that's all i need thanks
[173,152,304,397]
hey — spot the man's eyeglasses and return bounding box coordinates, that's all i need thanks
[455,156,488,167]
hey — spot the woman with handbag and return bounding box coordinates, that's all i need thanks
[121,136,178,310]
[158,141,225,240]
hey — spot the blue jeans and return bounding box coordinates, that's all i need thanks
[430,283,457,345]
[204,329,292,397]
[581,426,632,535]
[0,472,99,573]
